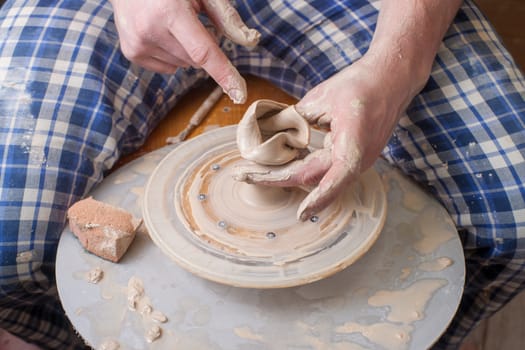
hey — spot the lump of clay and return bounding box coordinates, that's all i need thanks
[236,99,310,165]
[68,197,141,262]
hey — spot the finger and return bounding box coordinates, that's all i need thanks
[297,159,361,221]
[142,32,195,68]
[130,55,179,74]
[169,7,247,103]
[202,0,261,47]
[150,48,191,68]
[295,103,325,124]
[295,85,331,124]
[234,148,332,188]
[117,32,186,72]
[297,133,363,221]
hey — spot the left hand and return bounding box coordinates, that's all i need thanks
[109,0,260,103]
[236,55,415,220]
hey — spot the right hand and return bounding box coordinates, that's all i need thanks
[109,0,260,103]
[235,54,417,220]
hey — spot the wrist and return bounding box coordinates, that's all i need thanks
[364,0,462,103]
[365,40,432,100]
[357,46,430,115]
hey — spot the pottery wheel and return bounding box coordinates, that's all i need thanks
[143,127,387,288]
[56,127,465,349]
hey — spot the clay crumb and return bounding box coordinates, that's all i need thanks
[150,310,168,323]
[145,325,162,343]
[125,276,168,342]
[87,267,104,284]
[98,339,120,350]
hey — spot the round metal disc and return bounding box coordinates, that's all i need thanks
[143,126,387,288]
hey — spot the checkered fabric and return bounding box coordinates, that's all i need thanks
[0,0,523,349]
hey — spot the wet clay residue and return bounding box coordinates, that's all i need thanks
[418,257,454,272]
[336,322,413,350]
[368,279,448,323]
[336,279,447,350]
[98,339,120,350]
[87,267,104,284]
[127,276,168,343]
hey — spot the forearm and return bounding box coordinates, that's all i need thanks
[367,0,462,101]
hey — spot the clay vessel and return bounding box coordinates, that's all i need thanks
[236,99,310,165]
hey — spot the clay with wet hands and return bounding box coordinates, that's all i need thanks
[235,99,324,219]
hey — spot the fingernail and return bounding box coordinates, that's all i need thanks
[297,199,312,221]
[297,187,321,221]
[244,28,261,46]
[227,88,246,104]
[299,209,311,222]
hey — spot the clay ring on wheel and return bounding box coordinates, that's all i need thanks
[236,99,310,165]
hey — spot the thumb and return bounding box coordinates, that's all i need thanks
[203,0,261,47]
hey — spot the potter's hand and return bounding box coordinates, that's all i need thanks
[109,0,260,103]
[237,56,418,220]
[236,0,459,220]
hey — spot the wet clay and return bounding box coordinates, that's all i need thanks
[236,99,310,165]
[336,322,413,350]
[233,326,263,341]
[98,339,120,350]
[418,257,454,272]
[413,206,456,255]
[145,325,162,343]
[203,0,261,48]
[126,276,168,343]
[335,279,448,350]
[368,279,448,323]
[87,267,104,284]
